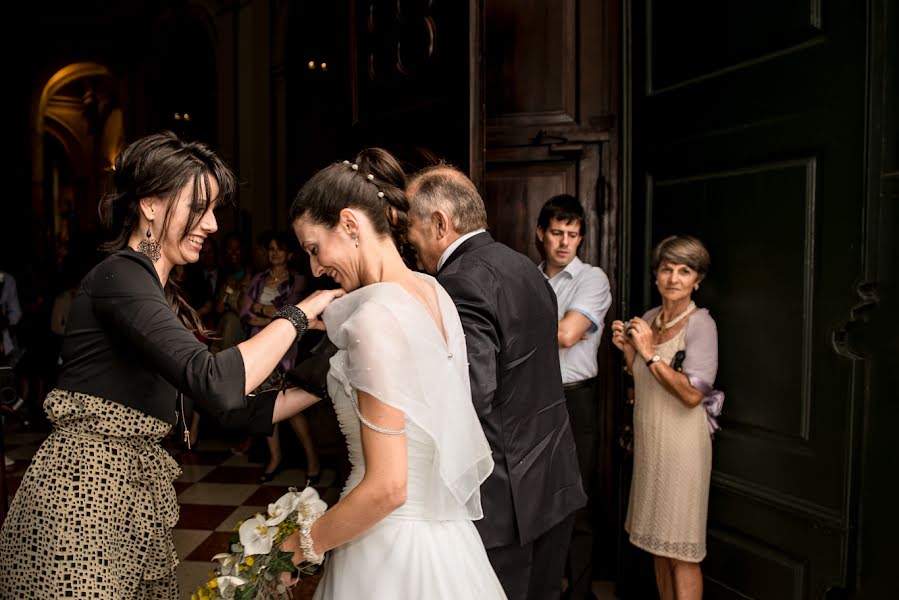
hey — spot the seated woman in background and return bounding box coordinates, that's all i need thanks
[240,230,320,483]
[611,235,722,600]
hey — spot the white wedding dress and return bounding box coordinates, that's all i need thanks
[313,275,507,600]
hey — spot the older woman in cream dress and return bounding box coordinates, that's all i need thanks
[611,235,721,600]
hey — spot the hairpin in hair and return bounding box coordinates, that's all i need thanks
[342,158,390,207]
[343,160,396,214]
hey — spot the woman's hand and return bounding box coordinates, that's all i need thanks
[625,317,655,360]
[248,316,272,328]
[279,532,305,586]
[610,320,630,352]
[297,289,345,331]
[281,531,305,564]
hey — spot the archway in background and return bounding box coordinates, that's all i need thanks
[32,61,124,275]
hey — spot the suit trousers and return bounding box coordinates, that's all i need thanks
[486,512,576,600]
[563,378,598,599]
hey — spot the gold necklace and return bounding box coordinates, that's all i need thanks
[655,301,696,334]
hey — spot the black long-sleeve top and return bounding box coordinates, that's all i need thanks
[57,248,275,434]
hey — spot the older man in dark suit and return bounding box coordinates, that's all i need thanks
[406,166,587,600]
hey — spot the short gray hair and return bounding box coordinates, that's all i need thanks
[407,165,488,233]
[651,235,710,280]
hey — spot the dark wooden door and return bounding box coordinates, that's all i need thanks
[622,1,870,598]
[483,0,622,576]
[347,0,483,180]
[286,0,482,197]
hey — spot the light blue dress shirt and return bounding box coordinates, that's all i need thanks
[541,257,612,384]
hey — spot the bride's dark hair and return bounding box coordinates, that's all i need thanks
[289,148,410,251]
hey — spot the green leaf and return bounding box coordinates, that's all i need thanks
[266,551,296,573]
[234,584,257,600]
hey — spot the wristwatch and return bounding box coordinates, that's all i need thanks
[645,354,662,367]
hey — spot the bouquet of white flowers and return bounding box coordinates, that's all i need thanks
[192,486,327,600]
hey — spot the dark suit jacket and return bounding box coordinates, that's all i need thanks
[438,232,587,548]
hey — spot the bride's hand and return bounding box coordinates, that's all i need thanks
[297,288,345,331]
[279,532,305,585]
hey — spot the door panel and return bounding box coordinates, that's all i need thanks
[348,0,481,176]
[624,1,867,597]
[648,0,824,94]
[485,145,602,264]
[486,0,576,126]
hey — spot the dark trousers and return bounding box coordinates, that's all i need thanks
[563,378,598,599]
[487,512,576,600]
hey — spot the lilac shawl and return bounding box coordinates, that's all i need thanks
[644,306,724,437]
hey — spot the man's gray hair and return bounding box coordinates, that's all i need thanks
[407,165,488,234]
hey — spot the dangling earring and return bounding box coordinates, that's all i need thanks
[352,234,359,248]
[138,223,161,262]
[694,283,699,291]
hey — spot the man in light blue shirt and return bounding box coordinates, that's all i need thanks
[536,194,611,600]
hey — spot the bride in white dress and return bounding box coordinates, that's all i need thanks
[280,148,507,599]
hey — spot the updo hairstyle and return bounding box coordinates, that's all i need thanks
[289,148,410,250]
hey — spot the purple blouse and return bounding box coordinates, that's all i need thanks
[239,269,306,371]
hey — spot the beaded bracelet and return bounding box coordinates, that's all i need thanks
[298,509,326,565]
[273,304,308,340]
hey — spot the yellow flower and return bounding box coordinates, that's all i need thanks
[209,578,218,589]
[245,556,254,567]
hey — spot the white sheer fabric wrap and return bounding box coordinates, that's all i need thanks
[322,275,494,520]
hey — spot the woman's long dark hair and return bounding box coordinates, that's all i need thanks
[98,130,238,334]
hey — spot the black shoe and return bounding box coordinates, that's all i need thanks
[259,462,283,483]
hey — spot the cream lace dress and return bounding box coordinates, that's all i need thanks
[624,311,714,562]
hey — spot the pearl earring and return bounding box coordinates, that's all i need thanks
[694,283,699,291]
[352,234,359,248]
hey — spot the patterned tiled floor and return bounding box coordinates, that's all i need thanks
[3,418,618,600]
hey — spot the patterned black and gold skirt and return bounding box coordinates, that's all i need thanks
[0,389,182,599]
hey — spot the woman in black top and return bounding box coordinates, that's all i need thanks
[0,131,342,599]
